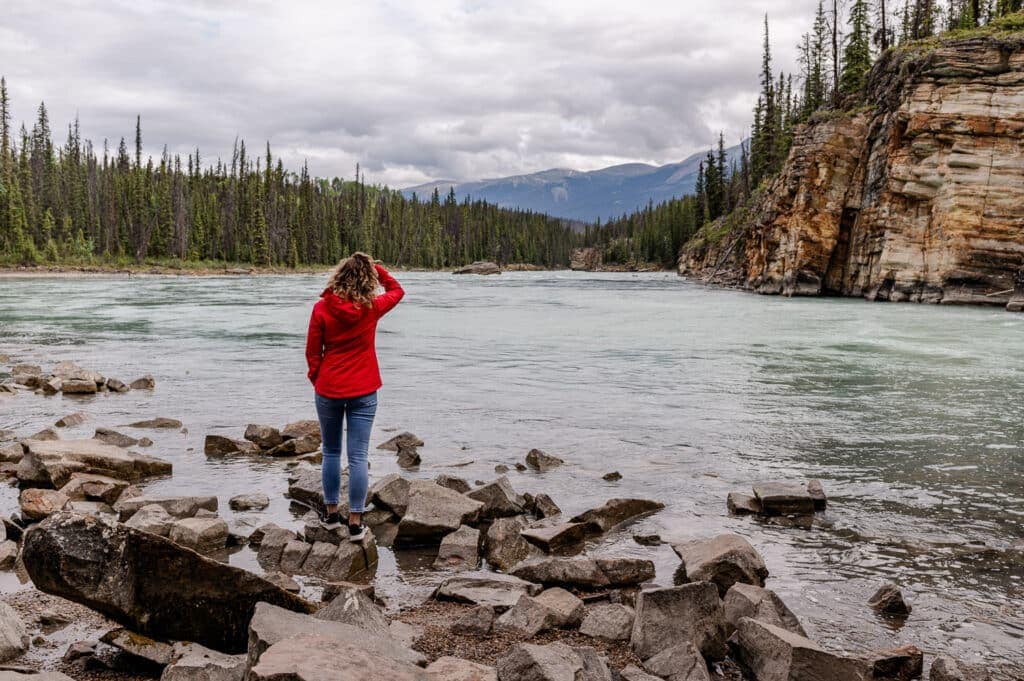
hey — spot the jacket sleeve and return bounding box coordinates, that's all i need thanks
[373,264,405,317]
[305,305,324,383]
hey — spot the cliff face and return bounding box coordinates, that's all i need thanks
[679,34,1024,309]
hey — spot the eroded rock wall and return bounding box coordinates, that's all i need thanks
[679,35,1024,308]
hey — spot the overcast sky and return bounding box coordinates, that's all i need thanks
[3,0,820,187]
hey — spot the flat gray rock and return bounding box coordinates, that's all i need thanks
[396,480,483,546]
[512,557,655,590]
[425,656,497,681]
[434,572,542,611]
[579,604,634,641]
[671,533,769,597]
[631,583,728,661]
[569,498,665,533]
[734,618,868,681]
[114,494,218,521]
[723,583,806,636]
[751,481,815,516]
[249,633,426,681]
[0,602,28,663]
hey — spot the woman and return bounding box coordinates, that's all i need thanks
[305,252,404,540]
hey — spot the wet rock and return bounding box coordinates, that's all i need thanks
[55,412,86,428]
[19,488,70,521]
[0,602,29,663]
[315,585,390,637]
[0,430,15,441]
[369,473,411,516]
[868,583,912,616]
[114,495,218,521]
[671,533,769,597]
[321,581,376,603]
[266,436,320,457]
[27,427,60,441]
[94,428,139,448]
[249,632,425,681]
[244,424,283,449]
[247,602,425,669]
[169,517,230,553]
[320,536,379,582]
[525,449,563,472]
[0,442,22,463]
[643,642,711,681]
[41,377,63,394]
[734,618,868,681]
[513,557,655,590]
[867,645,923,680]
[396,480,484,546]
[434,525,481,570]
[286,464,328,511]
[466,476,525,519]
[425,656,497,681]
[579,604,634,641]
[138,437,154,447]
[125,504,176,536]
[128,417,182,429]
[282,420,320,440]
[63,640,97,663]
[570,498,665,534]
[229,493,270,511]
[434,572,542,610]
[633,534,662,546]
[530,493,561,519]
[61,379,98,394]
[59,473,130,505]
[485,515,543,571]
[256,526,298,571]
[23,512,314,652]
[806,480,827,511]
[101,627,176,665]
[205,435,259,456]
[453,261,501,275]
[279,540,312,573]
[631,583,728,661]
[723,583,806,637]
[521,521,592,555]
[377,432,424,451]
[929,655,991,681]
[452,605,495,636]
[726,492,762,515]
[161,643,246,681]
[264,572,301,594]
[751,482,815,516]
[129,375,156,390]
[18,439,172,487]
[11,364,41,376]
[495,464,510,474]
[435,474,472,494]
[105,378,129,393]
[397,444,422,469]
[602,471,622,481]
[0,541,18,570]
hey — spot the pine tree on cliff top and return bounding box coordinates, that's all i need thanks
[841,0,873,96]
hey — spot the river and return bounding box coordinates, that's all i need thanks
[1,271,1021,675]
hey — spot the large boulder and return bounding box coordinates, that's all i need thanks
[569,498,665,534]
[114,494,218,521]
[867,645,923,681]
[521,521,592,555]
[247,602,425,669]
[453,261,501,275]
[94,428,140,448]
[671,534,769,597]
[525,449,563,472]
[485,516,543,570]
[723,583,806,637]
[495,643,610,681]
[434,572,542,610]
[734,618,869,681]
[369,473,411,516]
[495,589,584,637]
[868,583,912,616]
[466,477,525,519]
[579,604,634,641]
[512,557,655,590]
[205,435,259,456]
[59,472,130,505]
[425,657,497,681]
[22,512,315,653]
[245,424,284,449]
[631,583,729,661]
[287,464,329,511]
[17,439,172,487]
[434,525,481,570]
[751,482,815,516]
[169,517,230,553]
[0,602,28,663]
[396,480,483,545]
[249,633,426,681]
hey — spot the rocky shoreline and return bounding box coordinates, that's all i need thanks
[0,358,1015,681]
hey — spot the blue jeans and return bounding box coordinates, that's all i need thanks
[314,391,377,513]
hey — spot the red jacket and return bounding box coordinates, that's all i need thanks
[305,264,404,398]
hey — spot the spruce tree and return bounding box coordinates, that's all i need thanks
[841,0,873,96]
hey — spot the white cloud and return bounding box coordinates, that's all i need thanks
[3,0,822,187]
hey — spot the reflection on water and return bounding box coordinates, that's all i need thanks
[0,272,1022,675]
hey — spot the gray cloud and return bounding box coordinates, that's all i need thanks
[3,0,822,187]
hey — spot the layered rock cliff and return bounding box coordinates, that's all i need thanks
[679,32,1024,309]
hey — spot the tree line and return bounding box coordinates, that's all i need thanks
[0,78,581,269]
[590,2,1023,267]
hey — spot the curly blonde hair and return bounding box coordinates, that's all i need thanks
[327,252,380,308]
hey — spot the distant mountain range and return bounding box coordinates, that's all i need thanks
[403,144,742,223]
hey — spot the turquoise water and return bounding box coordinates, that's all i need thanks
[1,272,1021,674]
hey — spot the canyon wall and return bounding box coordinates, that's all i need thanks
[679,34,1024,309]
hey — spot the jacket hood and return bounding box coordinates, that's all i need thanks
[320,288,369,322]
